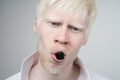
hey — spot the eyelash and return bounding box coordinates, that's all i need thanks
[68,26,83,33]
[48,21,61,27]
[69,26,79,30]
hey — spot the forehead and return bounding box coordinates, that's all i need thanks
[43,6,88,27]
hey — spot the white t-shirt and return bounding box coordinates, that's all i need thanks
[6,51,110,80]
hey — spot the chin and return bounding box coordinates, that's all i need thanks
[44,63,61,74]
[49,67,60,74]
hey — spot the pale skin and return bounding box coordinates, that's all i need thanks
[29,6,88,80]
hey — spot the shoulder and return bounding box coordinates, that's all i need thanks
[75,58,110,80]
[89,71,110,80]
[5,72,21,80]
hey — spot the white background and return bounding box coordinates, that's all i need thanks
[0,0,120,80]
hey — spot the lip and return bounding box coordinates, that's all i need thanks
[52,54,64,63]
[51,50,66,56]
[51,51,66,63]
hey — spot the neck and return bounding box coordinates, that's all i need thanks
[29,59,79,80]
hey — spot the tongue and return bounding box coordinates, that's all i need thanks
[55,52,65,60]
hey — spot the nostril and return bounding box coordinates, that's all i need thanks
[55,40,68,45]
[64,42,68,45]
[55,40,59,42]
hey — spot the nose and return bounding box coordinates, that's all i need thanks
[55,27,69,45]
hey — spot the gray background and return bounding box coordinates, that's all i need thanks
[0,0,120,80]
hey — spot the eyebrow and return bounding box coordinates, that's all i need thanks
[44,17,86,29]
[43,17,62,22]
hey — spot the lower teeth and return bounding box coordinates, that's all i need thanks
[55,52,64,60]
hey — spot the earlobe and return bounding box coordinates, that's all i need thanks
[82,33,89,45]
[82,38,88,45]
[82,41,86,45]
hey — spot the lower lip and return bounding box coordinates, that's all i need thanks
[51,54,64,63]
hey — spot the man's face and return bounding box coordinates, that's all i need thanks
[34,7,88,74]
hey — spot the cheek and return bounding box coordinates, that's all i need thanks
[71,34,85,49]
[38,22,57,54]
[68,33,85,59]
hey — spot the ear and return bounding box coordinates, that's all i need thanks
[33,17,37,33]
[82,29,90,45]
[82,37,88,45]
[82,40,87,45]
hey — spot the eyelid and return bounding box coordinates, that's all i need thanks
[48,21,62,27]
[51,21,62,25]
[68,25,85,32]
[72,23,85,29]
[44,18,61,23]
[44,19,62,28]
[44,18,62,25]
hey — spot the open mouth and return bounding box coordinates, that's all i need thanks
[55,52,65,60]
[52,51,65,63]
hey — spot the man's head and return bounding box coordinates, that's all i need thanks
[34,0,96,74]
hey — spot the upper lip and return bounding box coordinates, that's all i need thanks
[51,50,66,56]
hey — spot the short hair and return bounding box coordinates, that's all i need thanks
[36,0,96,37]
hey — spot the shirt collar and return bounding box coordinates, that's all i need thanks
[20,51,91,80]
[74,57,91,80]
